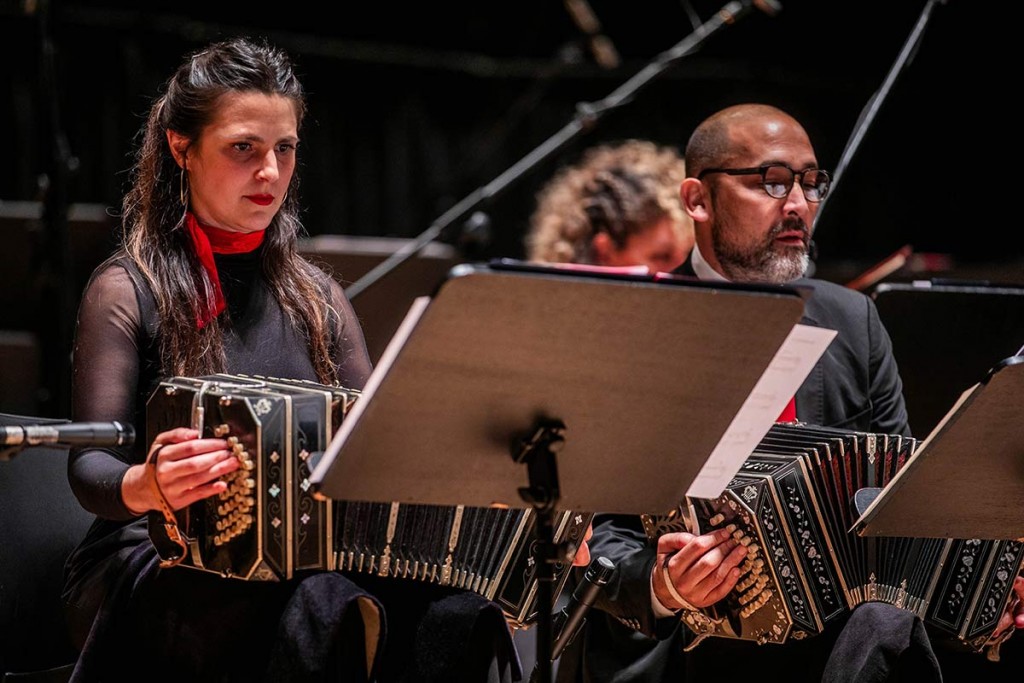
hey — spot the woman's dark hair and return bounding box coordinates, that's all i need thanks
[122,36,341,384]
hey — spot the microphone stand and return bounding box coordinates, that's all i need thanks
[813,0,948,230]
[345,0,776,300]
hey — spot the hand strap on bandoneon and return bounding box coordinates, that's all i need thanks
[145,444,189,567]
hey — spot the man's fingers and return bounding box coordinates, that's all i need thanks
[658,527,749,609]
[668,525,739,575]
[669,536,746,598]
[657,532,696,555]
[693,542,748,604]
[1013,576,1024,628]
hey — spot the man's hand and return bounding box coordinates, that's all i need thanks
[1014,575,1024,629]
[653,526,747,611]
[997,575,1024,634]
[984,574,1024,660]
[572,523,594,567]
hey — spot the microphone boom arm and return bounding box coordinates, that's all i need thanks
[344,0,774,300]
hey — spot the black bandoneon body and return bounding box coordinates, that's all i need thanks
[643,423,1024,653]
[146,374,590,627]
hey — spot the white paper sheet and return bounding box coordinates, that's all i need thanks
[686,323,838,499]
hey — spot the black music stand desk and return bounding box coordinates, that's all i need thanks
[311,262,810,514]
[310,261,809,680]
[872,281,1024,436]
[855,356,1024,540]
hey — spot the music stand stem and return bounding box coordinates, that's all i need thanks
[814,0,946,228]
[512,417,569,683]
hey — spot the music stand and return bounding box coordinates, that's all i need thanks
[855,356,1024,539]
[298,235,462,365]
[311,261,807,681]
[872,281,1024,436]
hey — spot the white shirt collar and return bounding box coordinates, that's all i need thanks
[691,242,730,282]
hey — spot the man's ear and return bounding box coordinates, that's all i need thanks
[680,178,709,222]
[166,130,190,169]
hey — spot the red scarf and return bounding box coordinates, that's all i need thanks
[184,212,266,328]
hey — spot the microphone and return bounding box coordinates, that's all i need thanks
[550,555,616,660]
[0,421,135,448]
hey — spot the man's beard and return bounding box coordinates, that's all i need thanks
[713,219,810,283]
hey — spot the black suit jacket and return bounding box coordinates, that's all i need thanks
[557,259,911,683]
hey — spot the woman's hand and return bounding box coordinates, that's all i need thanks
[121,427,237,514]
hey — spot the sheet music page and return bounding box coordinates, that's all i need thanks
[687,324,837,499]
[311,295,431,487]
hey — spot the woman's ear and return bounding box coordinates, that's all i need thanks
[166,130,189,169]
[680,177,709,223]
[590,231,615,265]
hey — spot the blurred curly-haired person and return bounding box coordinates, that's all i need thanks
[526,139,694,272]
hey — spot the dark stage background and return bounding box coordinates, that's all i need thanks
[0,0,1020,416]
[1,2,1023,678]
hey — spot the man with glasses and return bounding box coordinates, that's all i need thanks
[558,104,973,683]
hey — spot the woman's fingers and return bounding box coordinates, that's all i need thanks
[175,481,234,509]
[160,450,238,497]
[151,427,200,449]
[149,433,239,508]
[155,437,233,462]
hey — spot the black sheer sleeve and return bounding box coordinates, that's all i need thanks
[326,276,373,390]
[67,263,145,521]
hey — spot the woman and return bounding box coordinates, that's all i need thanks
[62,37,519,682]
[526,140,695,273]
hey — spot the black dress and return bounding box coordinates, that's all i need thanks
[63,248,519,682]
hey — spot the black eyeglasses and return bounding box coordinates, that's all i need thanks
[697,163,831,202]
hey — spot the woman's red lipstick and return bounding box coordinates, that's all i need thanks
[246,194,274,206]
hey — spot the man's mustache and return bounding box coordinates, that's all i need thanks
[768,219,810,246]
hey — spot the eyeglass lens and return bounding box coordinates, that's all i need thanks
[763,165,829,201]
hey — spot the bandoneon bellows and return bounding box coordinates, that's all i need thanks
[146,374,591,627]
[643,423,1024,653]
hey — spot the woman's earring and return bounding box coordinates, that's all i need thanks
[179,167,189,207]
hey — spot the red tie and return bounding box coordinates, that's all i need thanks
[778,397,797,423]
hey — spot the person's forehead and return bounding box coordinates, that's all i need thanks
[725,117,815,165]
[204,92,299,136]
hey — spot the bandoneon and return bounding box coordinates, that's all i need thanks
[146,374,591,627]
[642,423,1024,653]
